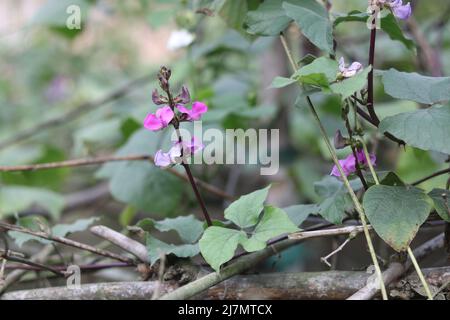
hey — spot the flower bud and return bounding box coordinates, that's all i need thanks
[176,86,191,104]
[152,89,167,105]
[334,130,348,149]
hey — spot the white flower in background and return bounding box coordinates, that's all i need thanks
[167,29,195,51]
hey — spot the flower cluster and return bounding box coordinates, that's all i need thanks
[338,57,363,78]
[374,0,412,20]
[331,149,376,177]
[143,67,207,168]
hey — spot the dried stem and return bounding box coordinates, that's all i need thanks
[0,222,135,264]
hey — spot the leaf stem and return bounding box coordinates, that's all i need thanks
[280,33,387,300]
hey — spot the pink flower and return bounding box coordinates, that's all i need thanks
[143,106,174,131]
[330,150,376,177]
[177,101,208,121]
[339,57,363,78]
[154,136,204,168]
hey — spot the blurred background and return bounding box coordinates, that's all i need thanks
[0,0,449,290]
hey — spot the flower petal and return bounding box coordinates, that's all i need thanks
[143,114,163,131]
[393,2,411,20]
[156,106,174,127]
[154,150,172,167]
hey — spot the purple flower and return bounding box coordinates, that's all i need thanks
[338,57,363,78]
[387,0,412,20]
[177,101,208,121]
[143,106,174,131]
[330,150,376,177]
[154,136,204,168]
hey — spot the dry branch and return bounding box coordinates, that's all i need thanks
[348,233,445,300]
[2,267,449,300]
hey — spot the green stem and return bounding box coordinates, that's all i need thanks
[361,140,379,185]
[280,34,388,300]
[407,242,434,300]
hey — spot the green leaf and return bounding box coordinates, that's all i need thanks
[363,185,432,251]
[428,189,450,222]
[283,204,319,226]
[380,13,415,52]
[245,0,292,36]
[136,215,204,244]
[293,56,339,83]
[247,206,298,245]
[224,185,271,228]
[283,1,333,53]
[314,177,362,225]
[334,12,415,51]
[146,235,199,265]
[119,205,137,227]
[330,67,371,99]
[0,186,64,219]
[382,69,450,104]
[379,105,450,154]
[270,76,297,89]
[199,226,245,272]
[52,217,99,238]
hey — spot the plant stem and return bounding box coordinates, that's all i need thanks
[280,33,388,300]
[407,246,434,300]
[361,140,433,300]
[367,25,380,125]
[182,163,213,226]
[361,140,379,185]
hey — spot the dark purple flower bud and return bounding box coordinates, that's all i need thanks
[177,86,191,104]
[334,130,348,149]
[160,66,172,80]
[152,89,167,105]
[158,74,169,91]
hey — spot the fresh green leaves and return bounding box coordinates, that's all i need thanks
[283,204,319,226]
[379,105,450,154]
[245,0,292,36]
[428,189,450,222]
[199,227,244,272]
[283,1,333,53]
[136,215,204,264]
[224,185,271,228]
[363,185,432,251]
[245,0,333,53]
[273,56,370,99]
[0,186,64,219]
[199,187,298,271]
[293,56,339,88]
[314,176,360,224]
[382,69,450,104]
[334,12,415,51]
[329,67,371,99]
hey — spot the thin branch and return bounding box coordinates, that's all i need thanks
[0,74,153,151]
[0,222,135,264]
[0,155,234,201]
[0,245,53,295]
[288,225,369,240]
[4,262,132,272]
[321,232,357,268]
[90,226,148,263]
[412,168,450,186]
